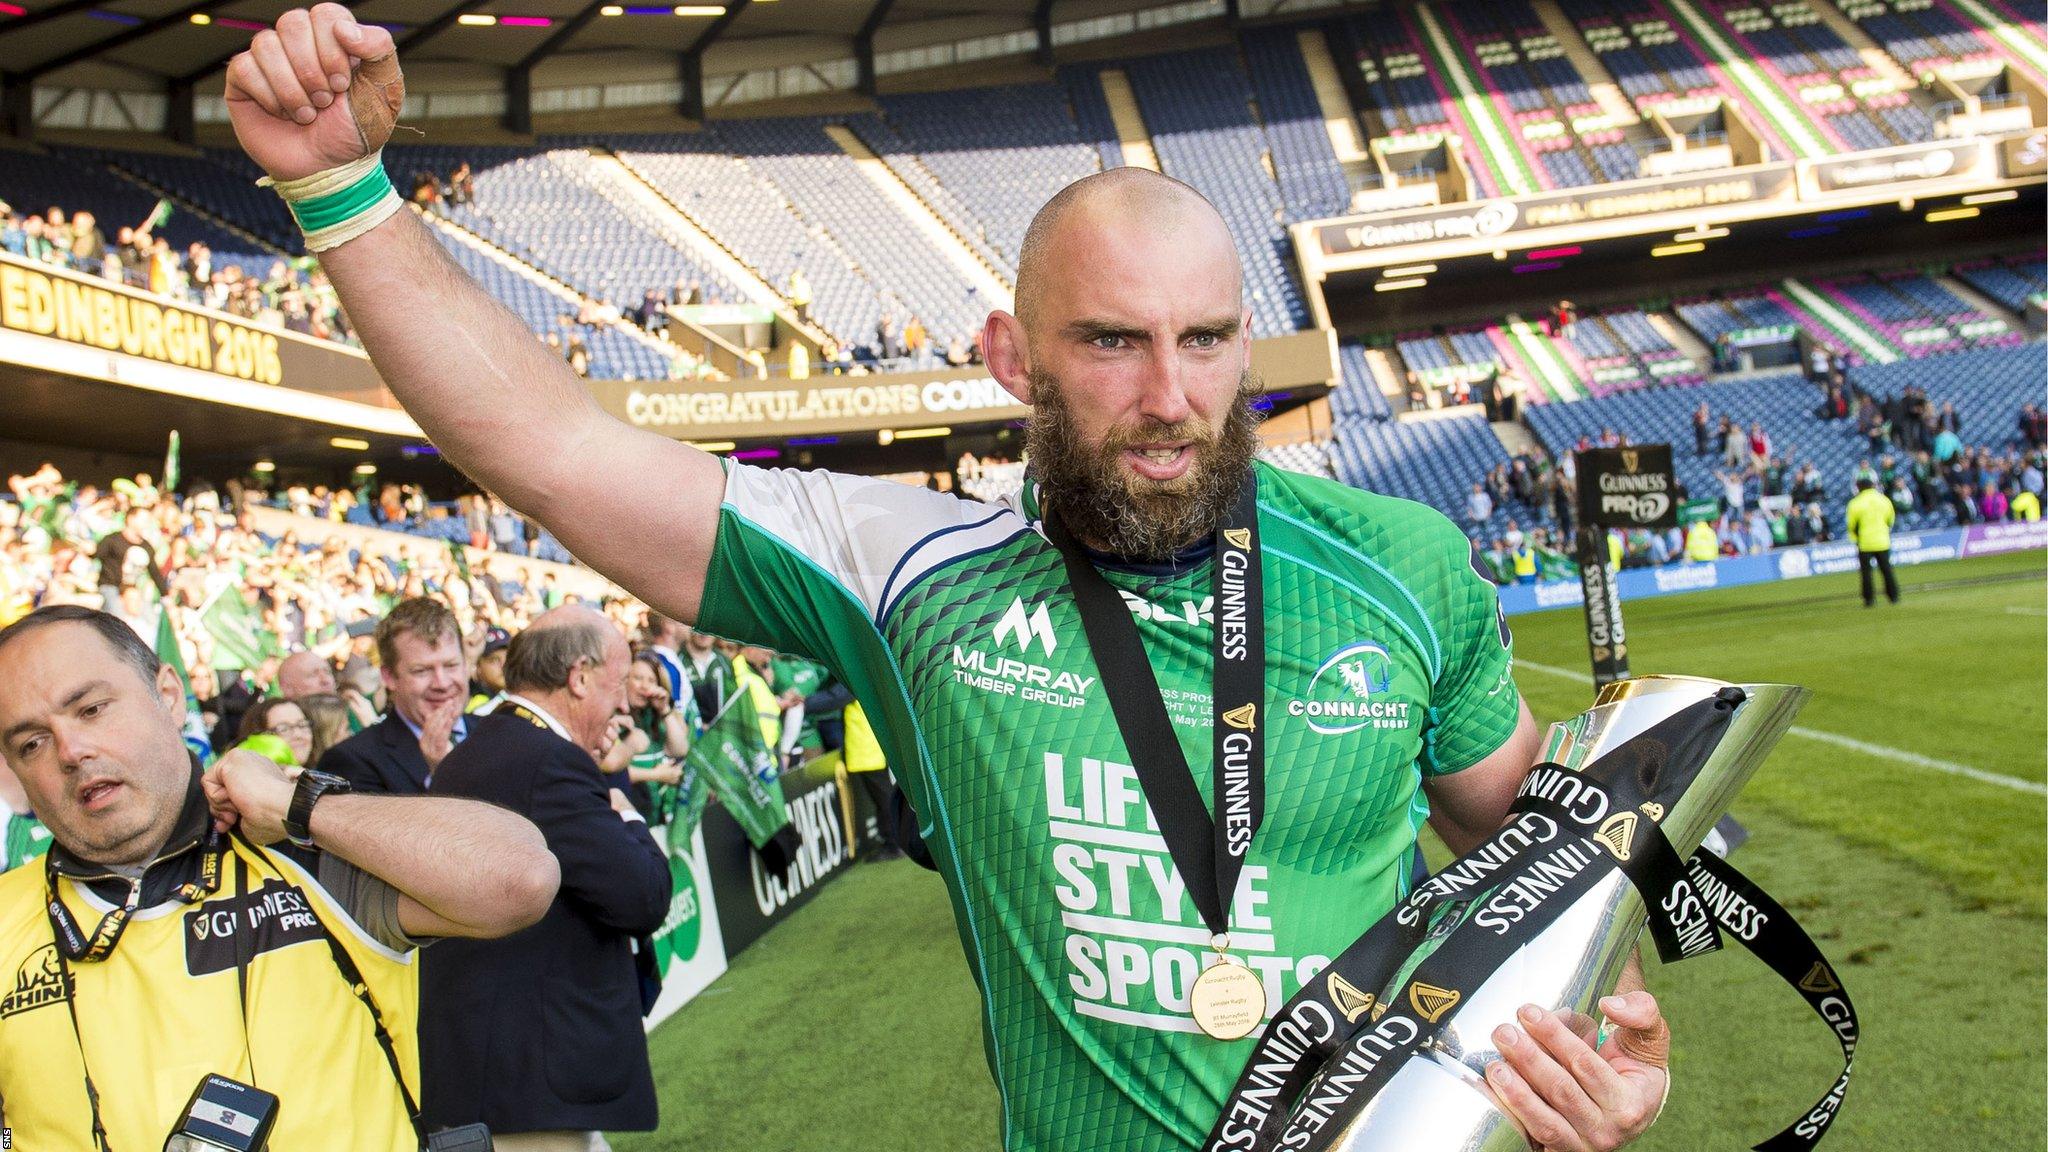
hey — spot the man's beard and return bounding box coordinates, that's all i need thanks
[1027,368,1263,562]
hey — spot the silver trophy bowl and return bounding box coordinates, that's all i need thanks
[1322,674,1807,1152]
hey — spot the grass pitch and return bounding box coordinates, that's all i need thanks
[616,550,2046,1152]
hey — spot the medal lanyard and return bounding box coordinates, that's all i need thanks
[1044,476,1265,954]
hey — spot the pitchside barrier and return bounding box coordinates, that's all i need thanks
[1497,521,2047,616]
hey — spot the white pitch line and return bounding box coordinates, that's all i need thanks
[1515,658,2048,798]
[2005,606,2047,617]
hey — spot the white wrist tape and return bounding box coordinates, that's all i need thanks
[260,151,403,253]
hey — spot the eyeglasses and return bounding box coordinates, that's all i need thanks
[270,720,312,735]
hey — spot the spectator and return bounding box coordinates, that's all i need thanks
[235,697,316,766]
[1933,424,1962,464]
[1465,483,1494,529]
[786,268,812,325]
[1981,484,2009,522]
[1745,511,1774,555]
[1692,402,1712,456]
[276,649,336,699]
[316,598,468,795]
[420,607,671,1149]
[297,691,353,765]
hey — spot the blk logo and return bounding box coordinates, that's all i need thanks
[993,597,1057,656]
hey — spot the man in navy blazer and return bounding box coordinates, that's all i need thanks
[316,598,469,792]
[419,605,672,1151]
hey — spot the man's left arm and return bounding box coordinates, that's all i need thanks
[203,749,559,939]
[1416,535,1669,1152]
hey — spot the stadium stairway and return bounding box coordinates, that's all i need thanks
[1778,276,1902,361]
[1292,27,1374,164]
[1654,0,1842,156]
[1094,70,1163,172]
[1805,0,1922,90]
[820,124,1014,309]
[1501,313,1589,402]
[1408,2,1547,195]
[579,151,803,326]
[1530,0,1647,126]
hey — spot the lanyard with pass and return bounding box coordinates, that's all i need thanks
[1044,476,1268,1041]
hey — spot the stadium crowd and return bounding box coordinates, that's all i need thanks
[1,196,360,346]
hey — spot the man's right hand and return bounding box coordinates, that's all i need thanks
[225,4,402,182]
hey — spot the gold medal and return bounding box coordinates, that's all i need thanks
[1189,956,1267,1041]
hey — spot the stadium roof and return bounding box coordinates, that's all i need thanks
[0,0,1261,104]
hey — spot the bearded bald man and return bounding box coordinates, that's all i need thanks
[223,14,1670,1149]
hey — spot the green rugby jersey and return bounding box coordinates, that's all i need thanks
[1,809,50,873]
[696,459,1520,1150]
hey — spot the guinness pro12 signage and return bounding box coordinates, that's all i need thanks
[1578,445,1678,530]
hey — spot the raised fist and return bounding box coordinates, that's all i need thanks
[225,3,404,183]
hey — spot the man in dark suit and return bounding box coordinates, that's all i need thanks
[419,605,671,1152]
[317,598,469,795]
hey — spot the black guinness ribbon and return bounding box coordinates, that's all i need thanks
[1044,476,1264,949]
[1206,691,1859,1152]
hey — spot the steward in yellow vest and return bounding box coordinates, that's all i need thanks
[734,649,782,751]
[0,605,558,1151]
[1844,480,1900,606]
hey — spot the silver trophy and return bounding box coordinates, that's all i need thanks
[1320,673,1807,1152]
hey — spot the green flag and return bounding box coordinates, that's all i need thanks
[162,430,181,494]
[199,589,277,672]
[1535,546,1579,581]
[142,198,174,233]
[685,692,791,851]
[145,585,213,764]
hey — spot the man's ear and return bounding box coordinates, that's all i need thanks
[156,661,188,728]
[984,311,1033,405]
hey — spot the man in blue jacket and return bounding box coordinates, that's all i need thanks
[419,606,672,1151]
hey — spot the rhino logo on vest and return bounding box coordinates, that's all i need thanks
[0,943,72,1018]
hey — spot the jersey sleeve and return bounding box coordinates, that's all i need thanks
[1419,531,1522,776]
[694,461,1012,676]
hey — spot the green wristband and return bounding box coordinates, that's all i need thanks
[287,163,397,234]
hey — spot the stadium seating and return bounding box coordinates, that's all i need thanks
[877,84,1102,269]
[1258,439,1336,479]
[1058,67,1128,172]
[1689,0,1933,150]
[424,225,672,381]
[387,145,746,325]
[1814,271,2018,356]
[1110,47,1311,335]
[1333,342,1397,422]
[1329,411,1520,529]
[1331,8,1505,195]
[1525,342,2047,534]
[713,116,992,346]
[69,147,304,252]
[1954,254,2047,313]
[1434,0,1641,188]
[1837,0,2007,71]
[2,149,255,257]
[1240,28,1354,221]
[605,133,886,347]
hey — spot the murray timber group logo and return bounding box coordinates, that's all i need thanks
[0,943,70,1018]
[1287,642,1413,735]
[993,597,1057,656]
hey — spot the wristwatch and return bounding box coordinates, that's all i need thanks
[284,770,353,848]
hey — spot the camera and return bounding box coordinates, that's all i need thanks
[162,1075,277,1152]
